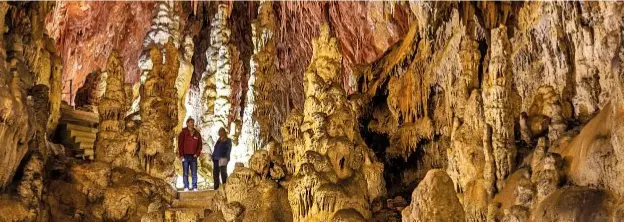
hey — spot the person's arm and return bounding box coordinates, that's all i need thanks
[195,133,203,156]
[177,131,184,157]
[226,139,232,159]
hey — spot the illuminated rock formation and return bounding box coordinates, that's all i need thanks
[240,2,287,165]
[90,53,146,173]
[284,24,385,222]
[4,2,624,222]
[139,1,179,79]
[200,4,233,146]
[175,35,195,133]
[138,42,179,181]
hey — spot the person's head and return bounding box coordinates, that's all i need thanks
[186,118,195,130]
[218,127,227,138]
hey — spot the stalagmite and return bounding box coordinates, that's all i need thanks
[138,42,179,181]
[483,26,516,192]
[94,52,139,169]
[283,24,386,222]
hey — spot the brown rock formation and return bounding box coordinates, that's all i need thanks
[138,42,179,181]
[283,24,385,221]
[401,170,465,222]
[45,2,155,102]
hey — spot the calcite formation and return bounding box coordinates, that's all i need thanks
[283,24,386,221]
[483,26,516,192]
[240,2,287,164]
[4,2,624,222]
[199,4,233,146]
[138,42,179,181]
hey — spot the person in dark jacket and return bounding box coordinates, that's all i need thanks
[212,127,232,190]
[177,118,202,191]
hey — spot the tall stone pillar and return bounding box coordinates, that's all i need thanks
[482,26,516,192]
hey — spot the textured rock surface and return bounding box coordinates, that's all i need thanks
[45,2,154,102]
[401,170,465,222]
[3,2,624,222]
[138,42,179,181]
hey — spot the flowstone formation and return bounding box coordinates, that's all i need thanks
[282,24,386,221]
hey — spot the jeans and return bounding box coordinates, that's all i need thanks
[182,154,198,189]
[213,159,228,190]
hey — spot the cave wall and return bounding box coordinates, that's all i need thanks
[45,2,154,103]
[352,2,624,221]
[2,1,624,222]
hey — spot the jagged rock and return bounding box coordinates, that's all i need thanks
[401,170,465,222]
[532,187,612,222]
[74,69,103,112]
[103,187,139,221]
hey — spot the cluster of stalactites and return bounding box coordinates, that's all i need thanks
[138,1,180,83]
[361,23,438,160]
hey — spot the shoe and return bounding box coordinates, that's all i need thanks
[183,188,189,192]
[193,188,199,192]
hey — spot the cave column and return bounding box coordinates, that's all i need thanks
[239,2,280,163]
[482,26,516,192]
[200,4,232,146]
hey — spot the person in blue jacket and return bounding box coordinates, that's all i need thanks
[212,127,232,190]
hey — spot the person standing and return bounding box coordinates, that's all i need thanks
[212,127,232,190]
[178,118,202,191]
